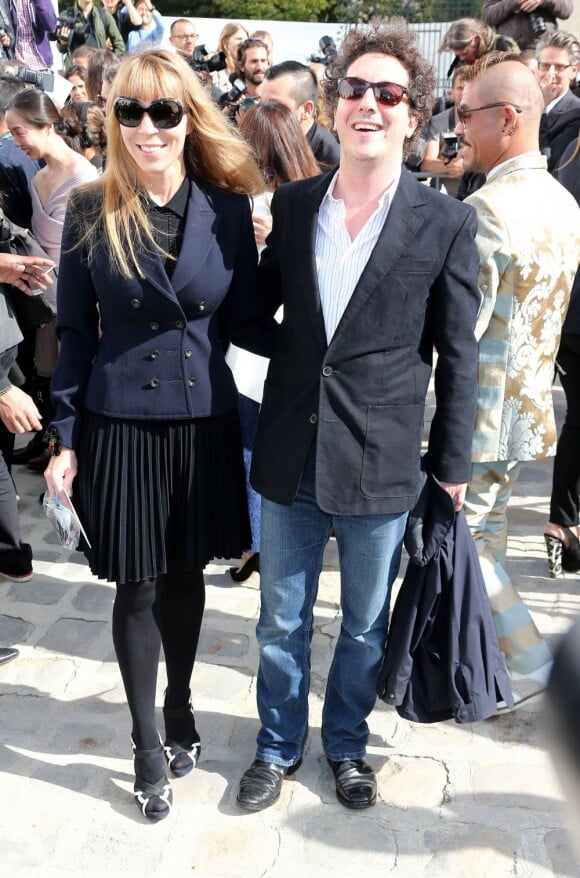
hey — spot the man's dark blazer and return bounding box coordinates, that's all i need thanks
[540,89,580,173]
[51,178,263,450]
[306,122,340,172]
[250,168,481,515]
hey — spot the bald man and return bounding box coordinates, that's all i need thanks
[455,55,580,708]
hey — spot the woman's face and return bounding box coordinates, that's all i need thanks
[5,109,51,161]
[67,74,88,102]
[117,94,190,187]
[136,2,153,27]
[225,28,247,58]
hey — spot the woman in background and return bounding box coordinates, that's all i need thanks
[6,89,99,468]
[127,0,165,52]
[227,100,320,581]
[213,21,249,93]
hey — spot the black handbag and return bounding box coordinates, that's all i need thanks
[0,212,57,331]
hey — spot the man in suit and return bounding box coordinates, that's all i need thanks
[456,54,580,707]
[536,31,580,172]
[236,21,481,813]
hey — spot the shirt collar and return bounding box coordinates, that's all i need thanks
[321,167,401,212]
[146,175,190,217]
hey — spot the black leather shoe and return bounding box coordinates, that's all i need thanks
[0,647,19,665]
[236,758,301,811]
[328,758,377,809]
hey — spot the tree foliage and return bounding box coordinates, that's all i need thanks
[161,0,481,24]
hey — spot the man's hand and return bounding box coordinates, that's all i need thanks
[0,386,42,433]
[444,156,464,178]
[0,253,55,295]
[440,481,467,512]
[252,213,273,247]
[519,0,543,11]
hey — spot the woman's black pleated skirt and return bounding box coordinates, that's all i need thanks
[76,409,251,584]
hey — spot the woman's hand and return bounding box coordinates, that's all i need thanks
[45,447,78,499]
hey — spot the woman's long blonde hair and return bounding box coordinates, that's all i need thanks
[74,48,263,277]
[217,22,249,74]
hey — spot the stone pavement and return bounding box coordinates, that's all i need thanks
[1,384,579,878]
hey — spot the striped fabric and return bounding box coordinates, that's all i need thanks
[315,172,396,343]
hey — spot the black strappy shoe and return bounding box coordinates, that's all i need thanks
[132,738,172,820]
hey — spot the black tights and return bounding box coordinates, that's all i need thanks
[112,568,205,751]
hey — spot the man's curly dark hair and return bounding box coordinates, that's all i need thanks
[323,19,436,158]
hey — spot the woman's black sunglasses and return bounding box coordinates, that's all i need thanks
[337,77,410,107]
[113,97,184,129]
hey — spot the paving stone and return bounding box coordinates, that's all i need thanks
[198,627,250,660]
[0,614,33,644]
[71,583,114,615]
[37,618,108,657]
[8,579,70,606]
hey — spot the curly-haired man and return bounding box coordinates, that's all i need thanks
[236,19,481,812]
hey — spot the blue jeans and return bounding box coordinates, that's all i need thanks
[255,448,407,766]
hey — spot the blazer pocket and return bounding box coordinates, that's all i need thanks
[361,403,424,499]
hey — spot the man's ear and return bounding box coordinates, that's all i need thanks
[300,100,315,122]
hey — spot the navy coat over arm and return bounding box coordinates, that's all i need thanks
[376,473,514,723]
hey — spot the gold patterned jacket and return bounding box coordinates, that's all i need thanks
[467,152,580,462]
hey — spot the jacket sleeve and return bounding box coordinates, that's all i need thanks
[427,205,481,483]
[30,0,57,31]
[104,11,125,55]
[481,0,520,27]
[542,0,573,17]
[50,193,100,450]
[219,194,280,359]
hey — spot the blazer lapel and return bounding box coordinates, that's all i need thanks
[138,180,221,302]
[296,172,335,352]
[328,170,427,348]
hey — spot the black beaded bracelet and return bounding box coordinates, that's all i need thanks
[46,426,61,457]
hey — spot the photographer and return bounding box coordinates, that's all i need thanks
[420,66,470,198]
[55,0,124,69]
[101,0,140,47]
[236,38,269,99]
[482,0,573,51]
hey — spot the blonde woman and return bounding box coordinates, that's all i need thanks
[213,21,249,92]
[45,49,264,821]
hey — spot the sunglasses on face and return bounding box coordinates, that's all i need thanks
[337,77,410,107]
[113,97,184,129]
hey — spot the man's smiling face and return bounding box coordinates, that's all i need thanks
[333,52,418,168]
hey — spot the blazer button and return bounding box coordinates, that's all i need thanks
[322,365,333,377]
[184,348,192,358]
[150,350,160,360]
[175,320,185,329]
[149,321,160,331]
[309,413,318,424]
[150,378,160,388]
[188,378,197,387]
[130,298,141,309]
[198,301,206,313]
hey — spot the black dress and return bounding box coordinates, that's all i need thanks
[75,179,250,583]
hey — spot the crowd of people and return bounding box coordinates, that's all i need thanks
[0,1,578,827]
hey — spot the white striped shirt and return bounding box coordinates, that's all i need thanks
[315,171,399,343]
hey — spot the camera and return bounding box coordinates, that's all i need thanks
[440,131,460,162]
[529,12,547,36]
[218,75,246,120]
[49,13,91,46]
[190,45,226,75]
[308,35,337,65]
[15,66,55,92]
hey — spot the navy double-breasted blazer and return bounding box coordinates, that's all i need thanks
[250,168,481,515]
[51,178,269,449]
